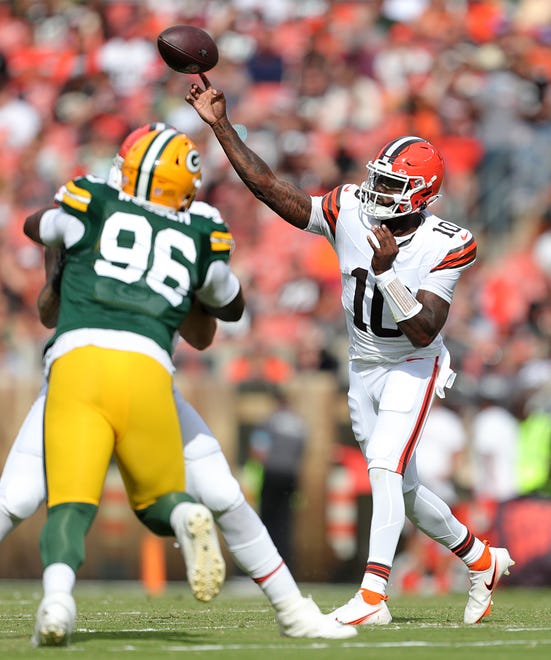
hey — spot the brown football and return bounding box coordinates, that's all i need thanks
[157,25,218,74]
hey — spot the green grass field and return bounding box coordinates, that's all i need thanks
[0,580,550,659]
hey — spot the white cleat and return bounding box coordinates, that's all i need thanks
[31,592,76,647]
[464,546,515,624]
[276,596,357,639]
[174,503,225,602]
[331,589,392,626]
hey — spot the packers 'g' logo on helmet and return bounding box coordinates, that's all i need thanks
[121,128,202,210]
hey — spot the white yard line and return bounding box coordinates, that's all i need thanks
[161,639,551,651]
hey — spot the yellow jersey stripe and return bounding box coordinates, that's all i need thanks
[210,231,234,252]
[61,181,92,213]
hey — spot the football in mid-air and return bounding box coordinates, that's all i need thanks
[157,25,218,74]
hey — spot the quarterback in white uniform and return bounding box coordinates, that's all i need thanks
[308,184,473,477]
[187,79,515,627]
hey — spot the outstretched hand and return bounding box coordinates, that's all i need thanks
[186,74,227,126]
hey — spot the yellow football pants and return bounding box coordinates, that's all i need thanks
[44,346,185,510]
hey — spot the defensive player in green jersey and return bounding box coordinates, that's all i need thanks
[0,123,356,643]
[23,127,245,647]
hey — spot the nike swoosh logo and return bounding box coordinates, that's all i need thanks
[337,608,383,625]
[460,231,469,240]
[484,564,497,591]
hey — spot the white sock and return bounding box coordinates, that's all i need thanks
[461,538,487,566]
[43,563,76,597]
[216,501,301,608]
[169,501,195,532]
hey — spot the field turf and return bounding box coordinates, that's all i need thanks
[0,580,550,659]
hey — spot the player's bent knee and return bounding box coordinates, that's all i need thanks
[207,475,244,515]
[186,450,244,514]
[1,479,44,520]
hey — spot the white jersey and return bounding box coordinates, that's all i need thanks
[307,184,477,365]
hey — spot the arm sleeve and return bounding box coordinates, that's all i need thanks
[419,268,462,304]
[39,207,85,248]
[306,196,328,237]
[195,260,241,308]
[307,193,342,244]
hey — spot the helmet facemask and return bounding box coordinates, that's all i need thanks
[360,162,440,221]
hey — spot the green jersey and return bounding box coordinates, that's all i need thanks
[43,175,234,360]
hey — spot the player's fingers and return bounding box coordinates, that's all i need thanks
[367,229,381,249]
[199,73,211,88]
[186,85,200,104]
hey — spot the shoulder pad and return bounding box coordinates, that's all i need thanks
[320,184,359,236]
[426,216,477,272]
[189,200,225,225]
[55,176,112,214]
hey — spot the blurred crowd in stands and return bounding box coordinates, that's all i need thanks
[0,0,550,503]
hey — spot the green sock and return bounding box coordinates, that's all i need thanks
[135,492,196,536]
[40,502,97,572]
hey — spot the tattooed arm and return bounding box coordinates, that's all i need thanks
[186,75,311,230]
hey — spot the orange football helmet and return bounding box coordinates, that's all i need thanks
[359,136,444,221]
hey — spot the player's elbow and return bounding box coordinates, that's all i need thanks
[182,324,216,351]
[406,328,439,348]
[411,336,434,348]
[205,288,245,322]
[191,333,215,351]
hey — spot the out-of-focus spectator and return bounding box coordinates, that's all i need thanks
[470,374,520,503]
[416,397,469,505]
[225,334,294,390]
[514,360,551,496]
[95,3,159,98]
[248,387,307,570]
[0,81,42,148]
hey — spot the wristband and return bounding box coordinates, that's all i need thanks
[374,269,423,323]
